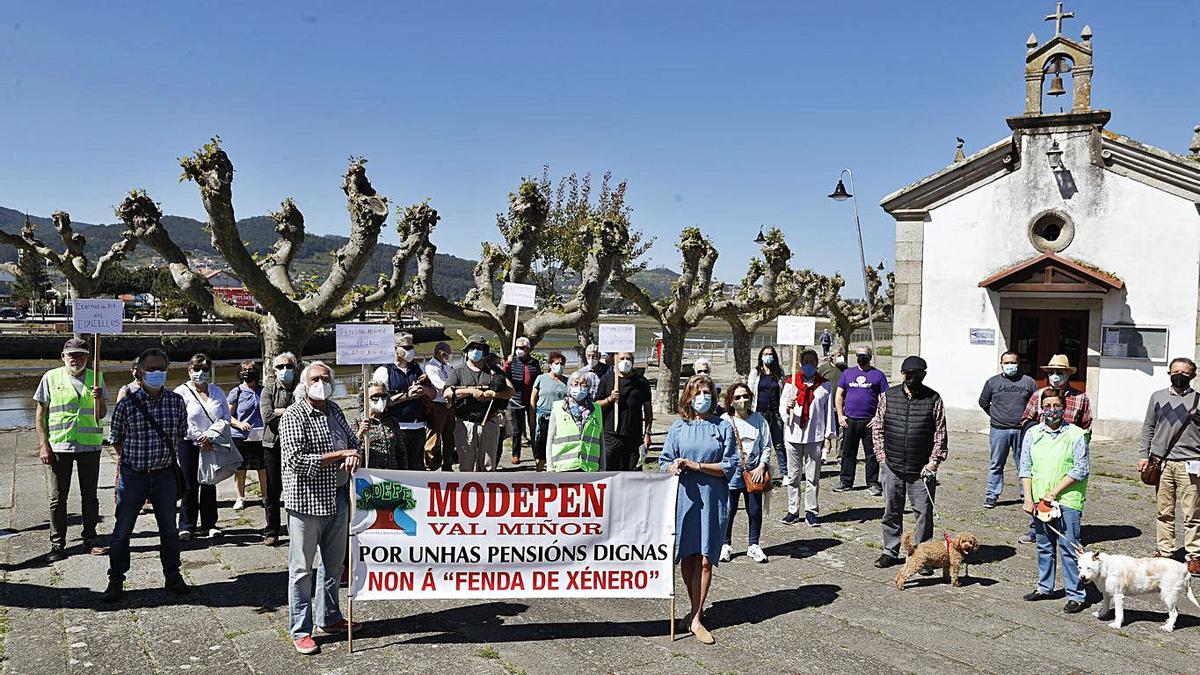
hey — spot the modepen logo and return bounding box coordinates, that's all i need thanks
[354,478,417,535]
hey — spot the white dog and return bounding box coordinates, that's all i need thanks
[1078,551,1199,632]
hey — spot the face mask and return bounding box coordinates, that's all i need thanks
[1047,373,1067,387]
[763,354,775,365]
[733,398,751,412]
[369,398,387,413]
[692,393,712,413]
[240,371,258,382]
[400,348,415,362]
[835,356,846,366]
[1171,373,1193,390]
[1002,364,1019,377]
[801,364,817,379]
[190,370,209,385]
[516,349,526,359]
[551,363,564,375]
[279,368,295,385]
[1041,407,1064,425]
[856,354,871,367]
[617,360,633,375]
[307,380,332,401]
[468,349,485,363]
[142,370,167,390]
[570,387,588,402]
[904,372,926,386]
[587,357,599,367]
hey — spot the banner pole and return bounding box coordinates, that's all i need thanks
[669,474,680,641]
[94,333,101,388]
[362,364,371,469]
[511,308,520,357]
[348,466,356,654]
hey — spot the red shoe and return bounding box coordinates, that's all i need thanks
[319,619,362,635]
[293,636,319,655]
[1188,559,1200,576]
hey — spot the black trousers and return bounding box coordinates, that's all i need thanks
[509,407,530,459]
[262,442,283,536]
[177,441,218,531]
[838,417,880,489]
[400,428,425,471]
[48,451,101,549]
[604,434,640,471]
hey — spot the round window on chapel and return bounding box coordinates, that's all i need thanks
[1028,211,1075,253]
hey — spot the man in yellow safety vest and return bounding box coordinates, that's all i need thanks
[35,337,109,562]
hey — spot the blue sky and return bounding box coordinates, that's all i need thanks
[2,1,1197,293]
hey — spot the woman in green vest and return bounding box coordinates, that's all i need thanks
[546,372,604,472]
[1018,388,1091,614]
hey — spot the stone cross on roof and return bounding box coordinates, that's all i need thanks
[1045,2,1074,36]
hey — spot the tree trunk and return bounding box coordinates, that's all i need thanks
[729,320,753,382]
[260,315,313,366]
[657,330,686,414]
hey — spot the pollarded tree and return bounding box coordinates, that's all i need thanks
[119,138,427,360]
[610,227,720,413]
[0,212,139,299]
[710,228,823,379]
[815,266,894,352]
[410,178,631,353]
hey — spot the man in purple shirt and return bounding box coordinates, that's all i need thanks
[834,345,889,495]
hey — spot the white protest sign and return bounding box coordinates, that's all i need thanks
[350,470,678,600]
[776,315,817,346]
[501,282,537,308]
[336,324,396,365]
[73,299,125,334]
[598,324,636,353]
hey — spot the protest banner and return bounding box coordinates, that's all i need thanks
[336,324,396,471]
[501,282,538,356]
[73,298,125,376]
[598,324,636,354]
[776,315,816,347]
[349,470,677,601]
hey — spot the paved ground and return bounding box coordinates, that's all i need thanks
[1,384,1198,673]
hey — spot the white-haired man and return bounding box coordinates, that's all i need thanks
[279,361,362,655]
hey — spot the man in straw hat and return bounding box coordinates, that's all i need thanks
[444,335,514,471]
[1018,354,1092,544]
[1018,388,1091,614]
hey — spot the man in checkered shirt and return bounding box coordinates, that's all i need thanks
[278,360,362,655]
[102,348,191,603]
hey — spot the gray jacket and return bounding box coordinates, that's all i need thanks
[1140,387,1200,461]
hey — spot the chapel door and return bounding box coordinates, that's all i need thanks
[1010,309,1088,391]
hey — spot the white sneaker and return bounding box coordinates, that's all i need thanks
[233,498,245,511]
[746,544,769,563]
[719,544,732,562]
[178,530,192,542]
[207,528,223,538]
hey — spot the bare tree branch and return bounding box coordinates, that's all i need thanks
[0,210,140,298]
[263,198,304,297]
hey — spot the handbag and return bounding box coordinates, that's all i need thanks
[730,416,770,494]
[1141,393,1199,486]
[126,392,187,498]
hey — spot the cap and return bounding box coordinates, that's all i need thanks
[900,355,928,372]
[462,335,489,353]
[434,341,452,354]
[62,338,90,355]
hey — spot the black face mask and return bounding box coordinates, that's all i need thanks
[240,371,258,382]
[904,372,926,386]
[856,354,872,367]
[1171,373,1193,390]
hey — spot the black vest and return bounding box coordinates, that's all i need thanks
[384,363,426,424]
[881,384,941,477]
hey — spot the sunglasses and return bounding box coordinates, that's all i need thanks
[274,364,296,370]
[369,394,388,401]
[733,394,752,401]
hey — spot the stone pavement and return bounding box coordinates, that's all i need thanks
[1,414,1198,674]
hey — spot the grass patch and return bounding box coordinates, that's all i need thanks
[128,610,139,623]
[224,630,245,640]
[476,646,500,660]
[503,663,528,675]
[875,346,893,356]
[0,604,9,663]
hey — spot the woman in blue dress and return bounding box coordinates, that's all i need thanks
[659,374,738,644]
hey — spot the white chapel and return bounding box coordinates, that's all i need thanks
[881,5,1200,437]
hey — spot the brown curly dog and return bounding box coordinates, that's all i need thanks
[894,531,980,589]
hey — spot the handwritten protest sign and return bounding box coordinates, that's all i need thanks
[501,282,537,308]
[598,324,636,354]
[350,471,677,599]
[72,299,125,334]
[335,324,396,365]
[776,315,817,346]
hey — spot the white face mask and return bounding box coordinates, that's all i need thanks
[369,398,386,413]
[587,357,599,367]
[551,363,564,375]
[307,380,332,401]
[1047,373,1067,387]
[398,348,415,362]
[516,348,527,358]
[617,359,633,375]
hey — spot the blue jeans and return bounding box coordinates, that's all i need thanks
[287,488,349,639]
[761,411,786,475]
[986,428,1024,500]
[1034,505,1084,601]
[108,464,181,582]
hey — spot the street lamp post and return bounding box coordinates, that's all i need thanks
[828,168,877,353]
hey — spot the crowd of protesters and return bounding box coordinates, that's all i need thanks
[30,330,1200,650]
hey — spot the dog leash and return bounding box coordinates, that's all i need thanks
[1040,517,1085,554]
[918,473,953,555]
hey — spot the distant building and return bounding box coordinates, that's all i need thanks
[0,264,16,301]
[200,268,257,310]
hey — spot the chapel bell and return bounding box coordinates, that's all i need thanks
[1046,56,1070,97]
